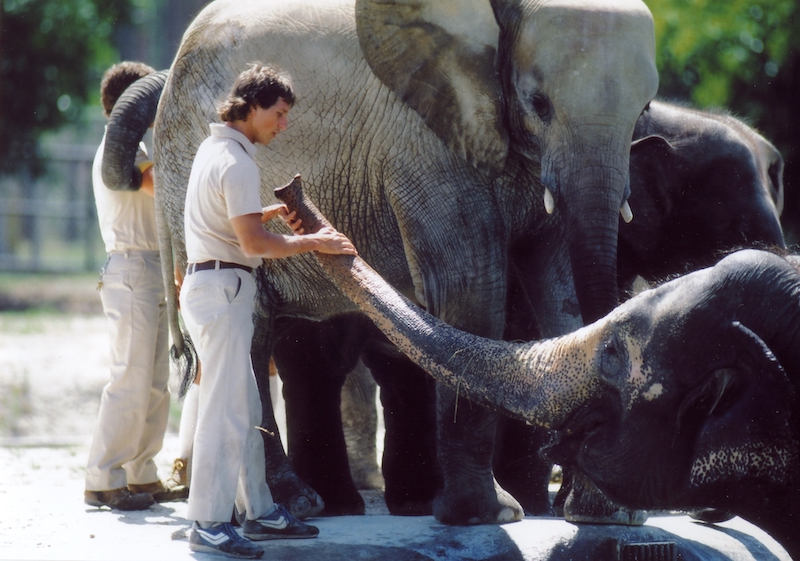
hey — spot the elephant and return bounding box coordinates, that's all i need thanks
[277,180,799,560]
[281,98,787,518]
[619,99,785,293]
[505,97,788,514]
[111,0,660,525]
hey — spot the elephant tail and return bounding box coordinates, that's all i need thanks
[154,183,198,399]
[172,313,199,399]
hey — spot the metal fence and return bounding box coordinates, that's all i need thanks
[0,144,104,274]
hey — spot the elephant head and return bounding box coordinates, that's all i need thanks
[357,0,659,322]
[620,100,785,290]
[277,178,800,559]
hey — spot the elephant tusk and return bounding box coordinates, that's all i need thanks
[544,188,555,215]
[620,200,634,223]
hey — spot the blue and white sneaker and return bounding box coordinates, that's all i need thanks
[189,522,264,559]
[242,504,319,541]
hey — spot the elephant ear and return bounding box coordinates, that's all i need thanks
[355,0,508,177]
[756,135,785,215]
[622,135,676,259]
[629,134,675,211]
[681,322,798,488]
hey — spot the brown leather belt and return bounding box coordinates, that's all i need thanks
[187,260,253,275]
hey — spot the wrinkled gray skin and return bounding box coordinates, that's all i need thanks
[279,184,799,557]
[145,0,657,526]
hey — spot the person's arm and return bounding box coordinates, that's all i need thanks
[139,166,155,197]
[231,212,357,259]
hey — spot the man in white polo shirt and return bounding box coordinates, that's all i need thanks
[181,63,357,559]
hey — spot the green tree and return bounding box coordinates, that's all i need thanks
[0,0,132,175]
[644,0,800,241]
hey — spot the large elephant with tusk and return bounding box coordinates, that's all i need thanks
[277,180,800,559]
[277,98,787,518]
[122,0,657,524]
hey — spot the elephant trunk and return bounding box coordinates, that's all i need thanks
[276,176,602,428]
[101,70,168,191]
[558,144,629,324]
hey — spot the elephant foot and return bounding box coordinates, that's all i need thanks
[432,480,524,525]
[386,497,433,517]
[267,470,325,520]
[688,508,735,524]
[317,487,366,517]
[562,473,647,526]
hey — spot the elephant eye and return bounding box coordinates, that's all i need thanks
[529,93,552,122]
[598,335,626,382]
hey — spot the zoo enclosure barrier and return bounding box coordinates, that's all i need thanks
[0,143,104,274]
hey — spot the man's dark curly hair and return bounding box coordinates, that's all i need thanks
[100,61,156,117]
[218,63,296,123]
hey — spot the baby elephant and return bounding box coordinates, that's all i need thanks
[620,99,785,291]
[279,178,798,559]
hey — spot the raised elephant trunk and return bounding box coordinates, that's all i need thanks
[101,70,168,191]
[276,176,602,428]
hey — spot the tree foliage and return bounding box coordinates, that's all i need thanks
[0,0,132,175]
[646,0,796,107]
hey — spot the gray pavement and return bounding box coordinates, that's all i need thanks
[0,434,792,561]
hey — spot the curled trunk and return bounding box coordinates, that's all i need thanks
[276,176,601,428]
[101,70,168,191]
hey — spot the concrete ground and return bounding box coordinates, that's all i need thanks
[0,297,793,561]
[0,437,792,561]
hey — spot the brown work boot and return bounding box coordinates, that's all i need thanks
[166,458,190,489]
[85,488,155,510]
[129,479,189,503]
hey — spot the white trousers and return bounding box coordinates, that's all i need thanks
[86,250,170,490]
[180,267,273,523]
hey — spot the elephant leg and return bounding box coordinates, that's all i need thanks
[273,316,368,516]
[562,470,647,526]
[363,344,441,516]
[250,335,325,520]
[492,239,576,518]
[340,360,383,490]
[432,384,522,525]
[493,416,555,516]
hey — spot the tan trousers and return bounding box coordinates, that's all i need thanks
[85,250,170,491]
[180,267,273,523]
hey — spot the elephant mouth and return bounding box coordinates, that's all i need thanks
[541,403,611,466]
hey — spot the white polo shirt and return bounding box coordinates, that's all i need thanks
[92,130,159,253]
[184,123,264,269]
